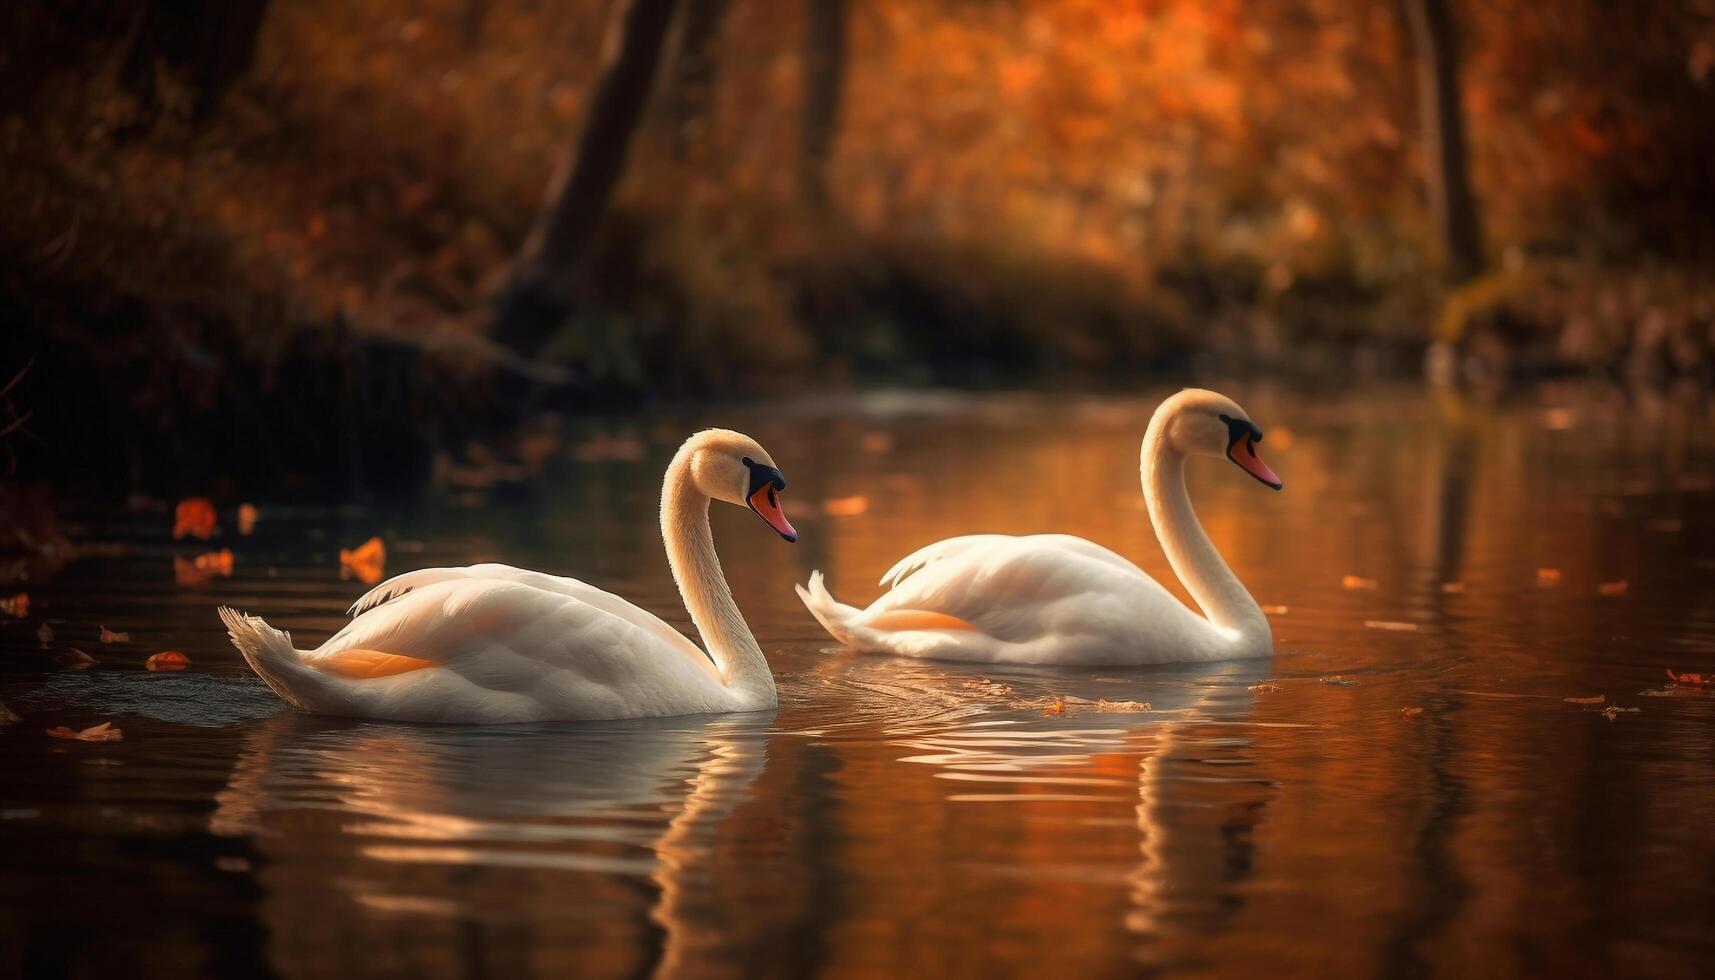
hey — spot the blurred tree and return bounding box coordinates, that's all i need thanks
[1402,0,1484,282]
[801,0,847,208]
[120,0,270,126]
[661,0,732,159]
[494,0,681,359]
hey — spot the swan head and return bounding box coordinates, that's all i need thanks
[684,429,799,542]
[1161,390,1283,491]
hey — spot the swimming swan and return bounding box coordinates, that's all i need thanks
[796,389,1282,665]
[220,429,797,723]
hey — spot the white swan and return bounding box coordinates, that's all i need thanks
[796,389,1282,665]
[219,429,798,723]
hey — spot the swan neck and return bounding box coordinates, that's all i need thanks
[661,450,776,702]
[1141,419,1269,643]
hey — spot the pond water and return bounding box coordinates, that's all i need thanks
[3,381,1715,977]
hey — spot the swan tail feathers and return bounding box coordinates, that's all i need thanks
[795,571,870,650]
[219,606,336,712]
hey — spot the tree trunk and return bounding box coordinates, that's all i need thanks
[118,0,269,127]
[660,0,731,159]
[800,0,847,208]
[1403,0,1483,283]
[493,0,680,359]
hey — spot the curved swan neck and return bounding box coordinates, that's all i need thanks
[661,448,776,701]
[1141,412,1269,643]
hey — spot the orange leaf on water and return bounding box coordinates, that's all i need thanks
[1341,575,1378,590]
[1364,620,1419,632]
[1563,694,1605,704]
[1440,581,1466,594]
[0,592,27,617]
[1667,669,1712,687]
[1248,683,1283,693]
[1261,605,1289,615]
[1597,580,1629,596]
[339,536,387,585]
[1537,568,1562,587]
[99,626,129,644]
[145,651,192,672]
[1041,697,1067,717]
[55,648,95,669]
[821,495,870,517]
[1401,706,1424,717]
[173,498,218,540]
[46,722,122,742]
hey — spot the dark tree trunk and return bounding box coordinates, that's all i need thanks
[660,0,731,159]
[800,0,847,208]
[1402,0,1483,283]
[493,0,680,359]
[120,0,269,126]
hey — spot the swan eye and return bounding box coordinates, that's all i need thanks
[742,456,754,466]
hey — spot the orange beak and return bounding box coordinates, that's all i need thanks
[1230,433,1282,490]
[748,482,798,542]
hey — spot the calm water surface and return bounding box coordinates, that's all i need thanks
[3,382,1715,978]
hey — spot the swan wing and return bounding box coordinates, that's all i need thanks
[320,579,726,686]
[871,535,1193,643]
[879,535,1017,588]
[347,563,708,666]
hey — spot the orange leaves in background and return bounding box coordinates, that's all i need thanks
[1536,568,1562,587]
[340,536,387,585]
[146,651,192,672]
[237,503,259,536]
[47,722,123,742]
[173,498,218,539]
[1,593,27,617]
[822,496,870,517]
[99,626,129,644]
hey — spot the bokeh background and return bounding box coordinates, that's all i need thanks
[2,0,1714,494]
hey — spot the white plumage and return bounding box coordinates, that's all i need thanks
[798,389,1283,666]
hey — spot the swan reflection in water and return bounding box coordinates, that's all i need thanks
[785,650,1288,973]
[210,711,773,978]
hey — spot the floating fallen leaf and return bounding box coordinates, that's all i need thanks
[1248,683,1282,693]
[859,432,894,453]
[1042,697,1067,717]
[1440,581,1466,594]
[1601,705,1639,720]
[1563,694,1605,704]
[339,536,387,585]
[1341,575,1378,590]
[1401,706,1424,717]
[1597,580,1629,596]
[1320,676,1359,687]
[1364,620,1419,632]
[1536,568,1562,587]
[0,592,27,617]
[99,626,129,644]
[173,498,218,540]
[1094,699,1151,712]
[237,503,258,535]
[821,495,870,517]
[1667,669,1712,687]
[175,549,235,587]
[961,678,1014,697]
[0,700,19,724]
[46,722,122,742]
[54,648,95,669]
[36,622,53,647]
[145,651,192,672]
[1261,605,1289,615]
